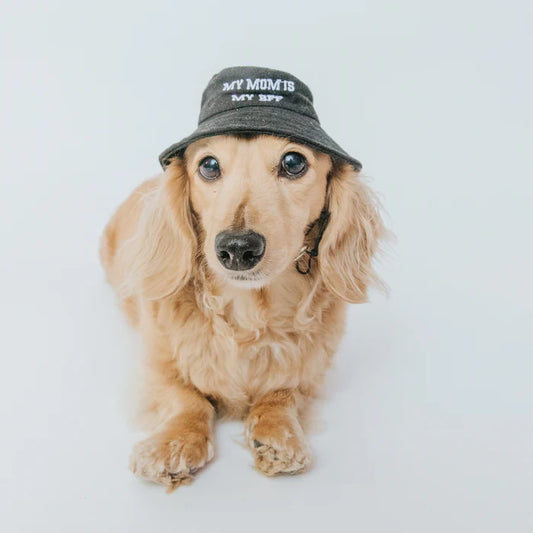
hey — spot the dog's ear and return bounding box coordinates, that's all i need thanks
[318,161,385,303]
[118,157,197,300]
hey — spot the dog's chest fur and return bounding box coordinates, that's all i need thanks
[156,273,346,416]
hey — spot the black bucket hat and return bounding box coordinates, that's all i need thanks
[159,66,362,171]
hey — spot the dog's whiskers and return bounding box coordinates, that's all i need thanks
[293,246,308,262]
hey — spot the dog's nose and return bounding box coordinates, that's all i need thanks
[215,230,266,271]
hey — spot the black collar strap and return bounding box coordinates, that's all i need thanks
[295,208,331,275]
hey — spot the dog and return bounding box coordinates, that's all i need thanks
[99,133,384,489]
[99,66,385,490]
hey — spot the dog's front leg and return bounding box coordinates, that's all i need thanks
[245,389,311,476]
[129,374,215,491]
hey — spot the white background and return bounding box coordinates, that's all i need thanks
[1,1,532,531]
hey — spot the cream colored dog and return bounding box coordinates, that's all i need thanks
[100,133,384,490]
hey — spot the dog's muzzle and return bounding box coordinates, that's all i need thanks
[215,230,266,271]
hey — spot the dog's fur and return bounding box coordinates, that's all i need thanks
[100,134,384,489]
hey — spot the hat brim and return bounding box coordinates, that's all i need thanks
[159,106,362,171]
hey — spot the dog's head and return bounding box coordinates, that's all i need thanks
[123,134,384,302]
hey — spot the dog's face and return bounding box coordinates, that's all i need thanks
[117,134,382,302]
[184,135,332,288]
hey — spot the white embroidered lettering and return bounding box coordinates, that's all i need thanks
[258,94,284,102]
[223,79,244,91]
[246,79,260,91]
[231,94,255,101]
[245,78,295,92]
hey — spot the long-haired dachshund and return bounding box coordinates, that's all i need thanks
[99,67,385,490]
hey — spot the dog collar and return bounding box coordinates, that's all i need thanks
[295,208,330,275]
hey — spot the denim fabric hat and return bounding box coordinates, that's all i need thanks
[159,66,362,171]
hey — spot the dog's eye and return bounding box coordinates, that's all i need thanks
[199,156,221,180]
[280,152,308,178]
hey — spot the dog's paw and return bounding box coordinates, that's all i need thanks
[246,415,311,476]
[129,432,214,491]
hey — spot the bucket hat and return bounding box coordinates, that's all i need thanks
[159,66,362,171]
